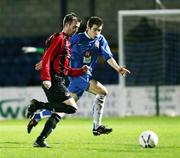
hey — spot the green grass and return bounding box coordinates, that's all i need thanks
[0,116,180,158]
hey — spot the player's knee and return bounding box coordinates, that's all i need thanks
[104,89,108,96]
[100,88,108,96]
[66,105,77,114]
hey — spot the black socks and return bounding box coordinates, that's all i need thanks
[37,113,61,141]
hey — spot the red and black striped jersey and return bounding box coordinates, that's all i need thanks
[41,32,84,81]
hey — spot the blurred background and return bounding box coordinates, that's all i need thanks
[0,0,180,119]
[1,0,180,86]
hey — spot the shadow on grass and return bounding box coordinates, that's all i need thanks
[0,141,24,144]
[0,141,33,148]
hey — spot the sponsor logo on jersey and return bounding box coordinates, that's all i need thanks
[83,51,91,63]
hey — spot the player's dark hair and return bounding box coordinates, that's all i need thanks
[87,16,103,28]
[63,12,82,26]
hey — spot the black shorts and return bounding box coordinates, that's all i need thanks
[43,75,72,103]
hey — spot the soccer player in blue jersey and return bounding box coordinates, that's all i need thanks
[27,16,130,144]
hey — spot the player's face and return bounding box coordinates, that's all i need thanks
[87,24,103,39]
[66,20,80,36]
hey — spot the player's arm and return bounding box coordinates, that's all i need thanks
[67,65,89,77]
[107,57,130,77]
[41,36,60,89]
[35,60,42,71]
[100,36,130,77]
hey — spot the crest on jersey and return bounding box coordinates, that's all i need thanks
[95,40,99,48]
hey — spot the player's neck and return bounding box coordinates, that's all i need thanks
[62,29,70,37]
[85,31,93,39]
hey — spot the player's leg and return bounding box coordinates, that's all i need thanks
[33,99,76,147]
[27,109,52,133]
[26,76,80,119]
[26,99,53,118]
[33,113,62,147]
[27,77,79,134]
[27,110,65,134]
[32,76,78,147]
[26,93,77,119]
[68,76,111,135]
[88,79,112,136]
[68,76,89,102]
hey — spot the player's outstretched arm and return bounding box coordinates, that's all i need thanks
[107,57,130,77]
[118,66,130,77]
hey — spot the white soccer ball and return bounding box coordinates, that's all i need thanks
[139,130,158,148]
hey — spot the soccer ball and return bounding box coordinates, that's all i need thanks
[139,130,158,148]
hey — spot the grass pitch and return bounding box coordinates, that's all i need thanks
[0,116,180,158]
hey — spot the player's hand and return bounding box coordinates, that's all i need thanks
[43,80,52,89]
[119,66,130,77]
[82,65,90,73]
[35,60,42,71]
[22,47,37,53]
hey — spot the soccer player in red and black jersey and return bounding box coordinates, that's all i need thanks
[26,13,89,147]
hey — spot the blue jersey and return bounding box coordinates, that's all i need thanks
[68,32,113,98]
[70,32,113,72]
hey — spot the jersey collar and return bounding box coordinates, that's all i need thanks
[84,31,91,39]
[62,31,70,40]
[84,31,99,40]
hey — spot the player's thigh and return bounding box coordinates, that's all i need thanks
[70,92,79,102]
[44,77,73,104]
[68,76,89,99]
[88,79,108,96]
